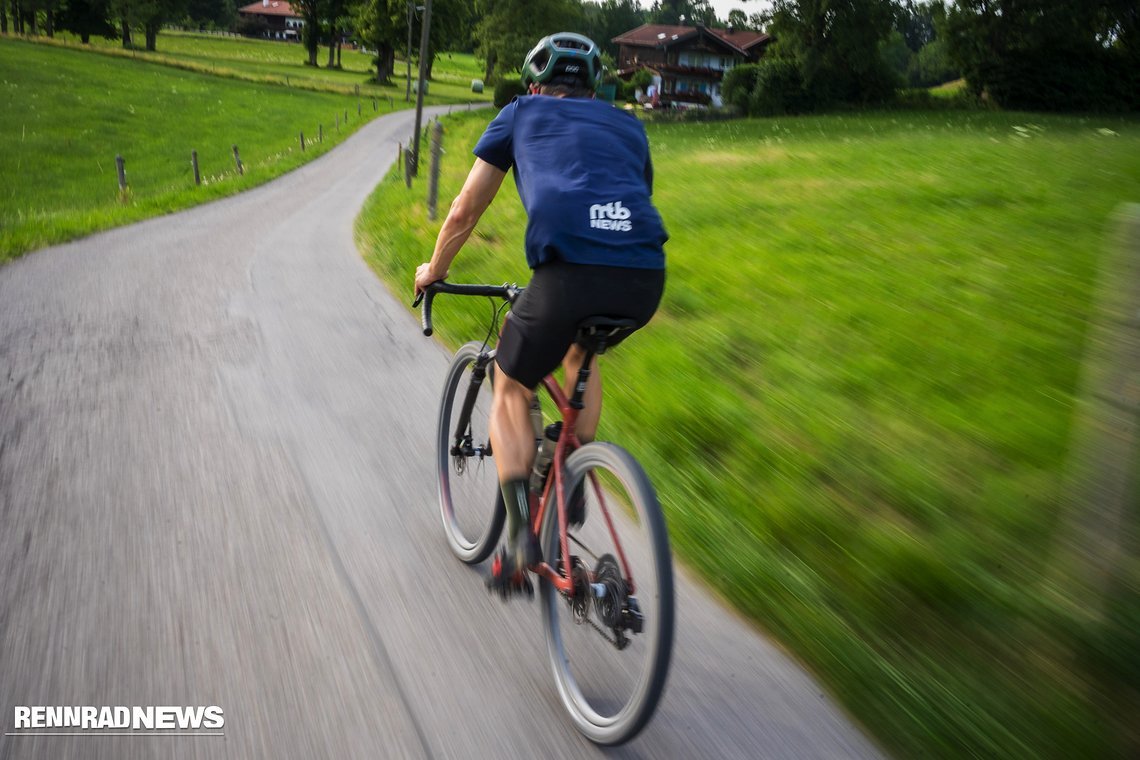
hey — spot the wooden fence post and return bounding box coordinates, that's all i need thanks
[427,121,443,221]
[191,150,200,185]
[319,124,323,143]
[300,131,305,151]
[232,145,244,175]
[115,154,127,196]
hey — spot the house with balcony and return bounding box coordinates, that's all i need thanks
[612,24,771,107]
[237,0,303,41]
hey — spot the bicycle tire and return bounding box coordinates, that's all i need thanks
[539,442,675,745]
[437,342,504,564]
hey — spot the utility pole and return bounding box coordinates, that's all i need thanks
[411,0,432,177]
[405,1,414,102]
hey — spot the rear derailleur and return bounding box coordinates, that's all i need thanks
[568,554,644,650]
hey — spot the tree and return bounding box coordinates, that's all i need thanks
[422,0,474,80]
[907,36,957,87]
[473,0,580,84]
[727,9,750,30]
[295,0,322,66]
[945,0,1138,110]
[184,0,236,30]
[582,0,647,58]
[326,0,345,67]
[107,0,186,50]
[877,1,958,88]
[766,0,898,106]
[353,0,401,83]
[58,0,116,42]
[895,0,939,52]
[649,0,715,26]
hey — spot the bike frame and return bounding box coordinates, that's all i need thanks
[530,363,636,598]
[417,280,637,599]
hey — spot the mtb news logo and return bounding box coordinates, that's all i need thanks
[589,201,633,232]
[8,705,224,736]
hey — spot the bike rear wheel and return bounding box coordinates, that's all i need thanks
[437,342,504,564]
[539,442,675,745]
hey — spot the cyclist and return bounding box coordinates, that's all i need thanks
[414,32,667,594]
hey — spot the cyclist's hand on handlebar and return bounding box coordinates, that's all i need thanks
[414,262,448,300]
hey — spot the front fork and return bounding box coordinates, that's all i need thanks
[452,351,494,458]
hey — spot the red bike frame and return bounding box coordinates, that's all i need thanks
[414,280,637,598]
[529,372,636,597]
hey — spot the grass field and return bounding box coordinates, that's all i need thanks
[54,28,492,103]
[0,35,486,259]
[357,108,1140,758]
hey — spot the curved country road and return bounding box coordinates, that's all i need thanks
[0,106,884,759]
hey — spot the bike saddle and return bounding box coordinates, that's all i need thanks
[575,317,639,354]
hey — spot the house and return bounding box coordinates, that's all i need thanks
[612,24,771,107]
[237,0,303,41]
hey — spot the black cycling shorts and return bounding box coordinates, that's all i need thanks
[496,260,665,389]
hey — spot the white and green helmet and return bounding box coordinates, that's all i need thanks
[521,32,602,90]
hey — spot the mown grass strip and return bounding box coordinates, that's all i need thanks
[47,29,491,104]
[357,107,1140,759]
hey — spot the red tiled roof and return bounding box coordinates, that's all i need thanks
[237,1,299,18]
[612,24,769,55]
[719,29,771,50]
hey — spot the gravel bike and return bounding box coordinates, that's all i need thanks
[414,280,675,746]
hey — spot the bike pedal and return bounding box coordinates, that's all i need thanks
[485,554,534,601]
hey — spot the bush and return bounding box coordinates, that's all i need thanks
[721,63,762,112]
[630,68,654,93]
[493,78,527,108]
[750,58,810,116]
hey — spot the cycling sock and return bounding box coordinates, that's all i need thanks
[500,478,530,543]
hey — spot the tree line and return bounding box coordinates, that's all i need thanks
[3,0,1135,111]
[722,0,1136,113]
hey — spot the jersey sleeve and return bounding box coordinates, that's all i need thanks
[472,99,517,171]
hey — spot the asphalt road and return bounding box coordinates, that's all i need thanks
[0,105,885,760]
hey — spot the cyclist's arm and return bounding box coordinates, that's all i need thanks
[415,158,507,294]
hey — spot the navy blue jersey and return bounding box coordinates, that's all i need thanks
[473,96,667,270]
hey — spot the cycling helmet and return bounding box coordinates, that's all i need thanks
[521,32,602,90]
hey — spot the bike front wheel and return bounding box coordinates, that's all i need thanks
[539,442,675,746]
[436,342,504,564]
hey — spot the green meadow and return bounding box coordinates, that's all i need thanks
[0,34,485,259]
[358,109,1140,758]
[53,28,491,102]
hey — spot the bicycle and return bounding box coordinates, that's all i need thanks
[414,280,675,746]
